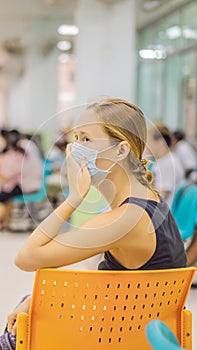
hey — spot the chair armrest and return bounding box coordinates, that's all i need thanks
[16,313,29,350]
[182,309,192,350]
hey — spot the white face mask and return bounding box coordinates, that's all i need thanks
[71,142,115,186]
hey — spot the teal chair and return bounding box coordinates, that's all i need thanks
[146,320,184,350]
[13,180,47,203]
[12,161,49,227]
[13,178,47,204]
[13,159,49,204]
[171,184,197,241]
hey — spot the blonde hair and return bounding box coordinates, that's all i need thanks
[87,98,153,188]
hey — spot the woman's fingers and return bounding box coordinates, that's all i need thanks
[66,143,91,205]
[7,314,16,333]
[66,144,80,168]
[7,322,13,333]
[67,144,89,175]
[7,297,31,335]
[80,157,88,173]
[65,143,71,158]
[12,321,17,336]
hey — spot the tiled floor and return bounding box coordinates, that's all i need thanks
[0,231,197,348]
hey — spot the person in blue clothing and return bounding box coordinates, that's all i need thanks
[1,98,186,350]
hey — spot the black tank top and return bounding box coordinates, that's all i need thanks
[98,197,187,270]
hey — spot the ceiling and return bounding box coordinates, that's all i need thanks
[136,0,192,29]
[0,0,76,18]
[0,0,77,37]
[0,0,192,62]
[0,0,78,63]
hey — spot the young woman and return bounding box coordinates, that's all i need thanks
[1,98,186,349]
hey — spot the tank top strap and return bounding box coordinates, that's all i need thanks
[119,197,155,218]
[119,196,170,230]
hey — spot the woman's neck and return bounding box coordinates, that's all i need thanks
[98,165,155,209]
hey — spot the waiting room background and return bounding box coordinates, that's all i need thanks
[0,0,196,152]
[0,1,197,348]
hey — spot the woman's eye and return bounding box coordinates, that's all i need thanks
[74,134,78,141]
[84,137,90,143]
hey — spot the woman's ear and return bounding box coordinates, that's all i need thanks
[116,141,130,160]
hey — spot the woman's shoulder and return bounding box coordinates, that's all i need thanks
[72,202,148,249]
[106,201,152,235]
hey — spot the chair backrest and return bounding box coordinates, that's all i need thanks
[23,268,195,350]
[13,161,48,203]
[171,184,197,240]
[146,320,184,350]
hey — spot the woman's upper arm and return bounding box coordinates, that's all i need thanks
[58,205,136,249]
[18,204,138,271]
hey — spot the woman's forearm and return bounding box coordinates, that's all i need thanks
[27,197,78,243]
[38,198,75,242]
[15,197,79,267]
[15,143,92,271]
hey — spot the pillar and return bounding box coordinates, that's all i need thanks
[75,0,137,104]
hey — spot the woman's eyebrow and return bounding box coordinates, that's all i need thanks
[75,130,91,137]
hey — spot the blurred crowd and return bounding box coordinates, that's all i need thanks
[147,123,197,206]
[146,123,197,269]
[0,128,69,230]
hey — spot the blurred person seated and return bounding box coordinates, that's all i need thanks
[0,129,42,230]
[0,129,25,229]
[170,170,197,286]
[20,133,44,160]
[186,226,197,268]
[19,132,43,193]
[31,134,45,159]
[147,123,184,207]
[46,133,69,207]
[172,130,197,179]
[182,172,197,270]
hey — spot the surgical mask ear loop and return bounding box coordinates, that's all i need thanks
[96,142,118,155]
[95,143,118,173]
[105,161,117,173]
[98,142,122,162]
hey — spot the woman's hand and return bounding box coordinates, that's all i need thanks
[7,296,31,336]
[66,144,91,208]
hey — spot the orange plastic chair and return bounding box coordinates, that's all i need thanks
[16,267,196,350]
